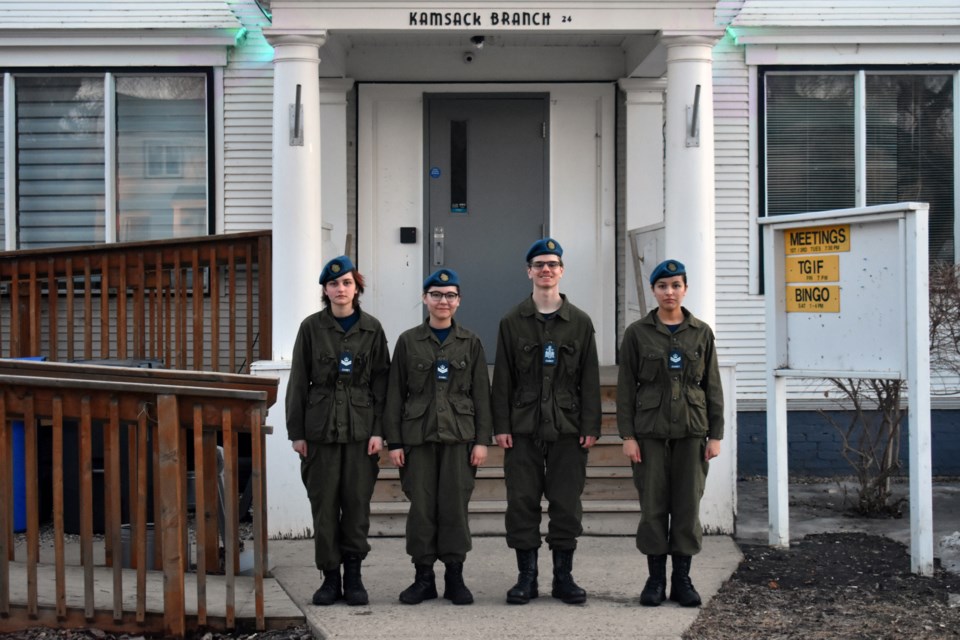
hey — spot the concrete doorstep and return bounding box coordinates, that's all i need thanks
[269,535,742,640]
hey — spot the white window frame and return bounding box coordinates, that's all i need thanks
[1,70,215,250]
[758,67,960,268]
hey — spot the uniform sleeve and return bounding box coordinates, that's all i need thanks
[490,318,514,435]
[616,326,640,439]
[284,320,311,442]
[382,335,408,447]
[702,327,725,440]
[578,320,602,439]
[470,338,494,445]
[369,326,391,438]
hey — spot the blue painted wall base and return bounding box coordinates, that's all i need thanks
[737,410,960,477]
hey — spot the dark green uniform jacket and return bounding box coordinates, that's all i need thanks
[285,307,390,443]
[491,295,601,441]
[383,319,493,447]
[616,307,724,441]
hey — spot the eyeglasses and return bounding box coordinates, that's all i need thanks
[530,261,562,270]
[426,291,460,301]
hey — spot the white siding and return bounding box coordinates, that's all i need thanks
[712,30,769,402]
[0,0,242,29]
[733,0,960,27]
[222,0,274,232]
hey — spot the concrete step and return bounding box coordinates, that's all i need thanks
[369,499,641,536]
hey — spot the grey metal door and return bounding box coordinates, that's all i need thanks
[426,95,549,360]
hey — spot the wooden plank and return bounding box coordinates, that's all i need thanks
[80,398,94,620]
[52,398,66,620]
[25,395,38,617]
[136,410,148,623]
[117,254,127,360]
[83,258,92,361]
[244,257,253,374]
[157,393,185,638]
[208,246,219,372]
[47,259,58,361]
[250,407,265,630]
[65,259,75,363]
[179,423,189,579]
[201,433,218,575]
[228,246,236,373]
[10,261,20,357]
[28,263,39,356]
[257,234,272,363]
[108,400,123,621]
[100,260,109,360]
[193,405,208,626]
[151,420,162,582]
[222,408,236,629]
[192,250,202,370]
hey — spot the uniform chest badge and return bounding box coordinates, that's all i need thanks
[669,349,683,370]
[339,351,353,374]
[436,359,450,381]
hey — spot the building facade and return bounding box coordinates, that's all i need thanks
[2,1,959,534]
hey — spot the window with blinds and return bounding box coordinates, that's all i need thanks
[764,70,956,264]
[17,76,106,249]
[866,75,954,263]
[10,73,209,250]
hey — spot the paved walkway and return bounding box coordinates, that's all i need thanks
[267,477,960,639]
[269,535,741,640]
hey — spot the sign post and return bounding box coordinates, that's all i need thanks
[760,203,932,575]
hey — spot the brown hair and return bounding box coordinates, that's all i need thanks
[322,270,366,310]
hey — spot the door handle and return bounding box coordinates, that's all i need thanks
[433,226,445,266]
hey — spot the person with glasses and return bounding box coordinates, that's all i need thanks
[491,238,601,605]
[383,268,492,605]
[616,259,724,608]
[285,255,391,607]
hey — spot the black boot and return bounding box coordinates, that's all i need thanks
[669,554,702,607]
[442,561,474,605]
[399,563,438,605]
[311,568,342,606]
[342,554,369,606]
[550,549,587,604]
[506,548,539,605]
[639,554,667,606]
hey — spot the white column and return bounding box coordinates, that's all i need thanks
[663,36,717,325]
[317,78,355,258]
[268,34,326,361]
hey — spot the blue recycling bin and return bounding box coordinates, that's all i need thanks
[9,356,47,533]
[12,420,25,532]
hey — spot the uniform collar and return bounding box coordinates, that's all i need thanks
[413,318,464,342]
[319,306,374,333]
[519,293,570,321]
[641,306,700,333]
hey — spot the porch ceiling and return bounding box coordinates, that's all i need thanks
[318,30,666,81]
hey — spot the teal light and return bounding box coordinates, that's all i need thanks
[234,26,248,46]
[725,25,740,45]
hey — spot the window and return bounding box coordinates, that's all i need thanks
[764,70,955,263]
[5,72,210,250]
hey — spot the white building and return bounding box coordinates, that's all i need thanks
[2,0,958,533]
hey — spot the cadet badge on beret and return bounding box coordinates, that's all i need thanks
[547,240,556,250]
[331,264,341,273]
[668,262,677,272]
[440,272,449,282]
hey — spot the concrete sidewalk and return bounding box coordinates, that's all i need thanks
[269,535,741,640]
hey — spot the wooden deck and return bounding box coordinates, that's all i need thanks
[1,560,303,634]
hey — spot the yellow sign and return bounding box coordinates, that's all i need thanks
[785,224,850,255]
[785,255,840,283]
[786,285,840,313]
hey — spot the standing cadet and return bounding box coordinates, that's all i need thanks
[617,259,724,607]
[492,238,601,605]
[286,255,391,606]
[384,268,492,605]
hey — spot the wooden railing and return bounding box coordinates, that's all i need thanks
[0,360,278,636]
[0,231,272,373]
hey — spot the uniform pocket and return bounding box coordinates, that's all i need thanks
[633,387,662,436]
[639,353,663,382]
[449,397,476,441]
[303,388,332,441]
[517,338,539,372]
[407,356,433,392]
[400,400,430,444]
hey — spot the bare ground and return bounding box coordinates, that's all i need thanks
[685,531,960,640]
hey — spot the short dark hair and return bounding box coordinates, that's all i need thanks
[321,269,366,309]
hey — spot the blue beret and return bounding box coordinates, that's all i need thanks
[525,237,563,263]
[423,268,460,290]
[319,255,356,285]
[649,259,686,285]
